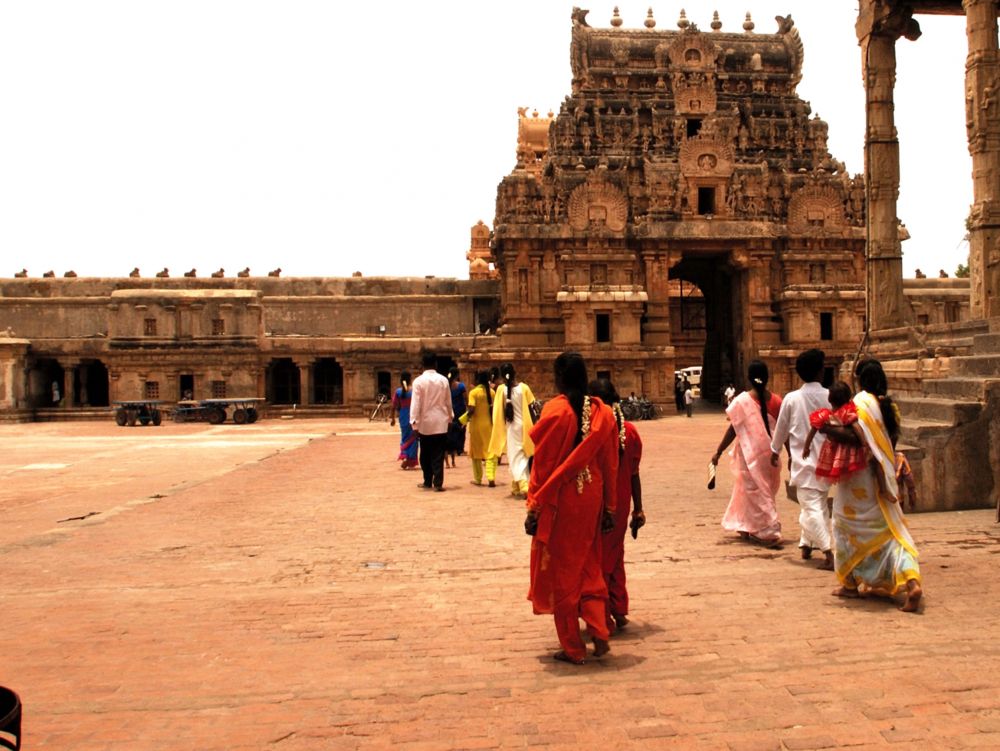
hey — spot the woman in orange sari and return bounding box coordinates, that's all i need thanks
[525,352,619,664]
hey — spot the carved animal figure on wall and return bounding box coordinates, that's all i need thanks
[156,268,170,278]
[211,268,225,278]
[571,7,590,27]
[268,268,282,277]
[184,269,197,278]
[43,270,55,278]
[14,269,27,278]
[129,267,141,278]
[237,267,250,278]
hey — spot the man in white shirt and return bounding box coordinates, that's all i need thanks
[769,349,833,569]
[683,381,694,417]
[410,351,454,492]
[723,383,736,407]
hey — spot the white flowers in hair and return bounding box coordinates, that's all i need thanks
[752,378,765,385]
[576,396,593,494]
[613,402,626,452]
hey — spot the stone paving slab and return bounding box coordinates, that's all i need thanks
[1,411,999,749]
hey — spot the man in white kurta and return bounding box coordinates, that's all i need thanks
[770,349,833,569]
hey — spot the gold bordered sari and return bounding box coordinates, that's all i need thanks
[832,391,921,594]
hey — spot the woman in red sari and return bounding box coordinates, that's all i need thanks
[524,352,619,664]
[588,378,644,635]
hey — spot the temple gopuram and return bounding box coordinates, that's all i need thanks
[478,8,870,402]
[1,5,994,513]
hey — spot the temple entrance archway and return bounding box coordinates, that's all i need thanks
[668,254,743,402]
[27,358,64,408]
[267,358,300,405]
[76,360,109,407]
[313,358,343,405]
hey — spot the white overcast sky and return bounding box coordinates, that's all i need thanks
[0,2,972,280]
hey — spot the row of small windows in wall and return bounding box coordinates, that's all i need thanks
[144,380,226,399]
[142,319,226,336]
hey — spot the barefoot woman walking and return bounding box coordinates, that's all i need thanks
[824,359,923,612]
[525,352,618,664]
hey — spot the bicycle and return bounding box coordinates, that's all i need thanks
[369,393,389,422]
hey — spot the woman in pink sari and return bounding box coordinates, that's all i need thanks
[711,360,783,546]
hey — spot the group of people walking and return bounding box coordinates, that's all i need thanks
[390,353,538,498]
[391,346,923,668]
[711,349,923,613]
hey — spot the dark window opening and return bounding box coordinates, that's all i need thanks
[687,118,702,138]
[697,187,715,215]
[212,318,225,335]
[822,366,835,389]
[596,313,611,343]
[144,318,157,336]
[211,380,227,399]
[144,381,160,400]
[820,312,834,341]
[597,370,611,381]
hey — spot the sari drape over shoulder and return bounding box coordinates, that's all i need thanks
[488,382,536,458]
[721,391,782,541]
[526,396,618,622]
[832,391,920,594]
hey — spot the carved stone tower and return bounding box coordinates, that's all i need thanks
[487,9,867,401]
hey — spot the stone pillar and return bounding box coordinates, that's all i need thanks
[964,0,1000,319]
[295,360,312,406]
[856,1,921,330]
[0,339,30,410]
[63,360,78,408]
[641,250,675,346]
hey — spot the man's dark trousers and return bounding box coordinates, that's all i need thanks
[419,432,447,488]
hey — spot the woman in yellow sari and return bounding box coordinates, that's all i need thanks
[459,370,495,486]
[824,359,923,612]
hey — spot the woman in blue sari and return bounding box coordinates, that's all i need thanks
[391,372,418,469]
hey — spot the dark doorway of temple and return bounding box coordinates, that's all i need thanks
[76,360,109,406]
[179,373,194,400]
[668,254,741,403]
[267,358,300,405]
[376,371,392,399]
[28,358,64,408]
[314,358,344,405]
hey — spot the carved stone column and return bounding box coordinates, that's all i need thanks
[856,1,921,330]
[964,0,1000,318]
[294,360,312,406]
[62,360,78,408]
[641,250,676,346]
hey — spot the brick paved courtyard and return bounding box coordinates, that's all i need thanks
[1,409,999,750]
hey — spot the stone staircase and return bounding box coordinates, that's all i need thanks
[893,332,1000,511]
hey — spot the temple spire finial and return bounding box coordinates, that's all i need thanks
[645,8,656,29]
[743,12,755,33]
[610,6,623,27]
[711,11,722,31]
[677,8,689,30]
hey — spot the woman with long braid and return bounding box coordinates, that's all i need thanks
[711,360,783,547]
[525,352,618,664]
[488,363,537,498]
[390,372,418,470]
[458,370,495,486]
